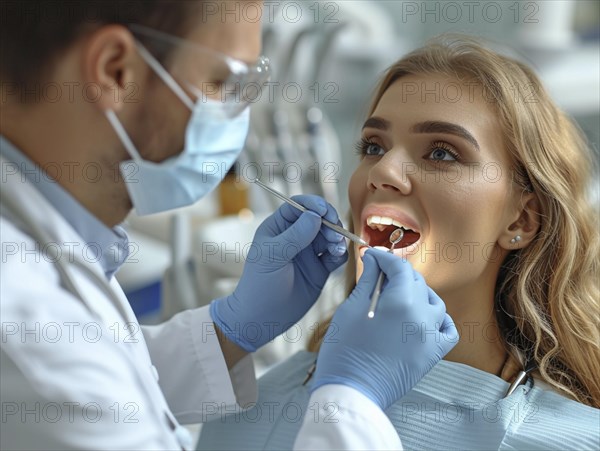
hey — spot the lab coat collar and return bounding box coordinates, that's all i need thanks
[1,153,139,328]
[0,135,130,279]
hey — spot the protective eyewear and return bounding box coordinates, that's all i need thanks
[129,24,271,117]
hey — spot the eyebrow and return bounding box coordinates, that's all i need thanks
[410,121,480,151]
[362,117,391,131]
[362,117,480,151]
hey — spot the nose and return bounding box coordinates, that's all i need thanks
[366,150,412,195]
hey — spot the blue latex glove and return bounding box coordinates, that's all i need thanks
[210,195,348,352]
[311,248,459,411]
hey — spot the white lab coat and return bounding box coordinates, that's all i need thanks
[0,155,401,450]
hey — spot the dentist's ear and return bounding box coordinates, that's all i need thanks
[81,25,139,112]
[499,191,541,250]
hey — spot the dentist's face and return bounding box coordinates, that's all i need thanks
[349,74,518,296]
[128,9,262,165]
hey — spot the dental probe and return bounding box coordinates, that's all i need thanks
[367,228,404,319]
[252,178,370,248]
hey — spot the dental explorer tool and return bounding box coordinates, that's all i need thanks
[252,178,370,248]
[367,228,404,319]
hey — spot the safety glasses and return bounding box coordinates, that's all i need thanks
[129,24,271,117]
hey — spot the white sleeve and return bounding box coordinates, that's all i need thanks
[141,306,258,424]
[293,385,403,450]
[0,285,181,450]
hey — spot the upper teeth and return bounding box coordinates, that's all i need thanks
[366,215,414,232]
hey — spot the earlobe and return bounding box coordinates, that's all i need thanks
[499,193,541,250]
[82,25,138,112]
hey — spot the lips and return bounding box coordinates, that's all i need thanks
[360,206,422,251]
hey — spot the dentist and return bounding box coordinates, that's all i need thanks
[0,1,457,449]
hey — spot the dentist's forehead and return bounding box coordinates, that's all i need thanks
[184,1,263,64]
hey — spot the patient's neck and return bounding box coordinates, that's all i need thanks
[441,286,509,380]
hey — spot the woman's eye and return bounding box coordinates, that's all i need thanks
[365,143,384,156]
[355,138,385,157]
[426,143,460,162]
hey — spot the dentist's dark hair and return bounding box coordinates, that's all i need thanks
[0,0,199,96]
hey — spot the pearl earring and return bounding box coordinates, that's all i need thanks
[510,235,522,244]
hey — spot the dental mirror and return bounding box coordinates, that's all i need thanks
[388,228,404,252]
[368,228,404,318]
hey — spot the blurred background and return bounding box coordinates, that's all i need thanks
[118,0,599,374]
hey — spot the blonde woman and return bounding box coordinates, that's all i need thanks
[198,36,600,450]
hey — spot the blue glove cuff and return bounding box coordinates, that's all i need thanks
[209,298,260,353]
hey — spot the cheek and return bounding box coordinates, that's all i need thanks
[348,165,369,218]
[414,178,511,288]
[138,81,190,161]
[354,246,364,284]
[348,170,362,210]
[348,167,369,284]
[426,174,509,239]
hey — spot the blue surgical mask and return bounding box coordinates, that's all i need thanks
[105,42,250,216]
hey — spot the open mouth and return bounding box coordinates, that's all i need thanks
[363,215,421,250]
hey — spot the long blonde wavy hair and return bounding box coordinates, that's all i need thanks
[309,36,600,408]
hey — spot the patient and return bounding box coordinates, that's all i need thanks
[198,36,600,450]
